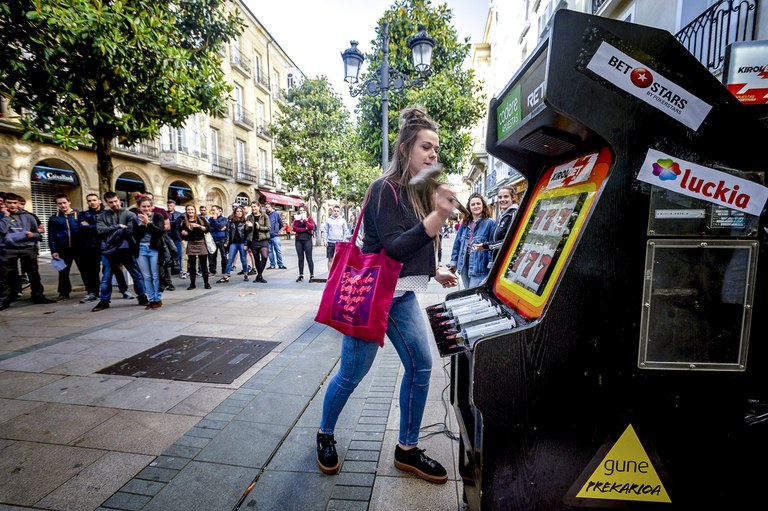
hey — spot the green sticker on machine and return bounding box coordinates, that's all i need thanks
[497,84,522,140]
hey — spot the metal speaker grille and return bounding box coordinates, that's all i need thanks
[519,127,579,156]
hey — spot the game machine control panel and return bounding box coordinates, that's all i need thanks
[429,148,612,356]
[426,10,768,511]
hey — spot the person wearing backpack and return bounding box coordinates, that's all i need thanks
[92,192,147,312]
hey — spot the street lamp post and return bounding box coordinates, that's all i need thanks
[341,22,435,170]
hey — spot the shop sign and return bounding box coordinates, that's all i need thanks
[32,166,79,185]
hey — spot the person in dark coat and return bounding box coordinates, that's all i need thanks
[47,193,88,301]
[0,193,53,309]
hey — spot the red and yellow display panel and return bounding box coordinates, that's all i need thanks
[494,147,613,319]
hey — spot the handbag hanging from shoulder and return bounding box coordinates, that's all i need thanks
[314,182,403,346]
[204,232,216,254]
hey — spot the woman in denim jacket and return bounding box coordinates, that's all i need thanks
[449,192,496,289]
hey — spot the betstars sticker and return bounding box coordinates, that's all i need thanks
[546,152,599,189]
[587,42,712,130]
[637,148,768,217]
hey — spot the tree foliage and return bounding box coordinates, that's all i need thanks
[356,0,486,173]
[0,0,243,194]
[270,76,373,212]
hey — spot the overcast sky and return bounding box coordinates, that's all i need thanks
[243,0,489,112]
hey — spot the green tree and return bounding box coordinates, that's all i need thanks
[270,76,365,215]
[356,0,485,173]
[336,149,380,211]
[0,0,243,194]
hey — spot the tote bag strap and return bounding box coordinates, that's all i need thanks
[352,179,399,241]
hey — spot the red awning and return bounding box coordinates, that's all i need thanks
[258,190,305,207]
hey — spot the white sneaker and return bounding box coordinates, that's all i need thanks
[80,293,98,303]
[122,291,136,299]
[180,272,187,279]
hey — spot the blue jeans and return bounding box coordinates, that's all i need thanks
[320,291,432,446]
[173,239,183,272]
[100,251,145,301]
[268,236,284,267]
[137,244,161,303]
[460,265,487,290]
[224,242,248,275]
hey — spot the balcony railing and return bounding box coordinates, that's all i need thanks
[675,0,758,74]
[257,125,272,140]
[230,51,252,75]
[259,174,276,188]
[160,144,208,160]
[236,164,260,183]
[232,104,255,130]
[112,140,159,159]
[255,68,269,89]
[592,0,608,13]
[210,155,233,178]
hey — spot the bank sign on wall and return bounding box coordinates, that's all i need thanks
[724,40,768,105]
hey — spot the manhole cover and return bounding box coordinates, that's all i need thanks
[97,336,279,383]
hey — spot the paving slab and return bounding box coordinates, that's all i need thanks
[0,402,118,444]
[165,386,233,416]
[0,397,44,424]
[192,420,283,468]
[44,355,128,377]
[91,379,201,412]
[0,441,105,506]
[240,470,337,511]
[234,391,309,425]
[35,451,153,511]
[0,337,57,352]
[72,410,201,455]
[370,475,462,511]
[0,351,82,373]
[19,375,133,406]
[0,239,464,511]
[140,461,257,511]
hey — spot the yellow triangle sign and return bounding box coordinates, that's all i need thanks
[576,424,671,503]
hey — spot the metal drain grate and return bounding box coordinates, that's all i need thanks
[97,336,279,383]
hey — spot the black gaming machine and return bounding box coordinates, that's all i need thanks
[426,10,768,510]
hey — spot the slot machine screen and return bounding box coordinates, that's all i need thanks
[494,147,613,319]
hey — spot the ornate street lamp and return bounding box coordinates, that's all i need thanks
[341,23,435,170]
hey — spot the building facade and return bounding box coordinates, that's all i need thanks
[0,0,304,253]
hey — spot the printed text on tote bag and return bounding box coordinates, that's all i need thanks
[332,266,380,325]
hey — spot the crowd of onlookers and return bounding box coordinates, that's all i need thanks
[0,190,354,312]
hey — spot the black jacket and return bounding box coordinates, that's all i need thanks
[227,219,250,244]
[178,216,209,241]
[47,209,82,253]
[132,213,166,250]
[362,179,435,278]
[78,207,103,250]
